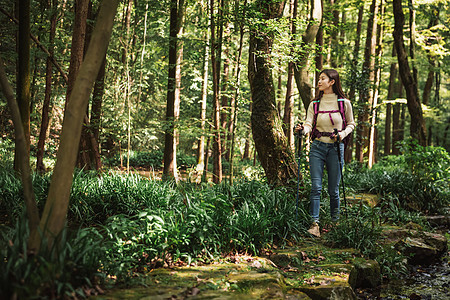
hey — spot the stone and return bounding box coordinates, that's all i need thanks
[300,283,357,300]
[353,259,381,288]
[425,215,450,227]
[383,228,448,264]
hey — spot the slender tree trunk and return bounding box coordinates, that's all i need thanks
[36,0,57,174]
[15,0,31,171]
[385,45,398,156]
[283,0,297,152]
[344,1,364,163]
[243,101,252,160]
[329,0,339,68]
[368,0,384,168]
[28,0,118,251]
[163,0,185,181]
[195,15,209,183]
[249,0,297,186]
[0,57,40,238]
[78,1,103,171]
[294,0,322,112]
[314,10,323,91]
[210,0,223,183]
[229,2,245,185]
[355,0,378,163]
[422,8,439,106]
[393,0,427,145]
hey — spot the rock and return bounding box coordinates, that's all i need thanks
[353,259,381,288]
[425,215,450,228]
[383,228,448,264]
[300,283,357,300]
[395,237,442,265]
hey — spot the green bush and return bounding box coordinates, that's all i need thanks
[104,150,164,168]
[0,216,108,299]
[324,204,382,256]
[344,144,449,214]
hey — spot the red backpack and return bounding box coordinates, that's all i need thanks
[311,98,350,149]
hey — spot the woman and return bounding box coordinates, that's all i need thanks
[296,69,356,237]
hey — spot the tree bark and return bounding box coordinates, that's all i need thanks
[0,56,40,238]
[163,0,185,181]
[248,0,298,186]
[385,45,398,156]
[15,0,31,170]
[195,21,209,184]
[355,0,378,163]
[368,0,384,168]
[294,0,322,112]
[36,0,57,174]
[344,1,363,163]
[78,1,102,171]
[392,0,427,145]
[29,0,119,251]
[229,0,246,185]
[283,0,298,152]
[210,0,223,183]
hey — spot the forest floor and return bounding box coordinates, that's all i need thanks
[90,224,449,300]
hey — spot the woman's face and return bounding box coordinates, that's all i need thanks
[318,73,335,94]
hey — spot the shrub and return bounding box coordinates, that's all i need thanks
[0,216,108,299]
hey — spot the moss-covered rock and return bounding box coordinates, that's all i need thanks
[353,259,381,288]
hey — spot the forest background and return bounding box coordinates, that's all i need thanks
[1,0,449,184]
[0,0,449,298]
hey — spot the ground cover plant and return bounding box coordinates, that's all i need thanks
[1,142,449,298]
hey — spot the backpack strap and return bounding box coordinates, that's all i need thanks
[311,98,347,141]
[337,99,347,130]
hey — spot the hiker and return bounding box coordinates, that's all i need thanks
[295,69,356,237]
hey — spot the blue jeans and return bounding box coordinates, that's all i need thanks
[309,139,344,223]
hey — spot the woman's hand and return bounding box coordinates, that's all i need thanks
[294,124,304,135]
[330,130,343,142]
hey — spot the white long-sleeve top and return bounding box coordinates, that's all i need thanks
[302,93,356,143]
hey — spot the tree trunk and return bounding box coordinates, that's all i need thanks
[29,0,119,251]
[66,0,89,105]
[195,23,209,183]
[385,45,398,156]
[368,0,384,168]
[163,0,185,181]
[392,0,427,145]
[243,101,252,160]
[329,0,339,68]
[78,1,102,171]
[422,9,439,106]
[248,0,297,186]
[283,0,298,152]
[15,0,31,171]
[210,0,223,183]
[36,0,57,174]
[0,57,40,238]
[355,0,378,163]
[294,0,322,112]
[344,0,364,163]
[314,11,323,91]
[229,0,246,185]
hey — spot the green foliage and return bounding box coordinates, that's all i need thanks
[345,142,450,213]
[97,179,306,280]
[399,138,450,184]
[104,150,164,169]
[0,215,107,299]
[324,205,382,257]
[374,245,409,280]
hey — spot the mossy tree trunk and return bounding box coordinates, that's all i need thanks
[248,0,298,186]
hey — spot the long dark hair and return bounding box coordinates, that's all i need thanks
[313,69,347,102]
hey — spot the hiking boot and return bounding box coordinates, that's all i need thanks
[307,222,321,237]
